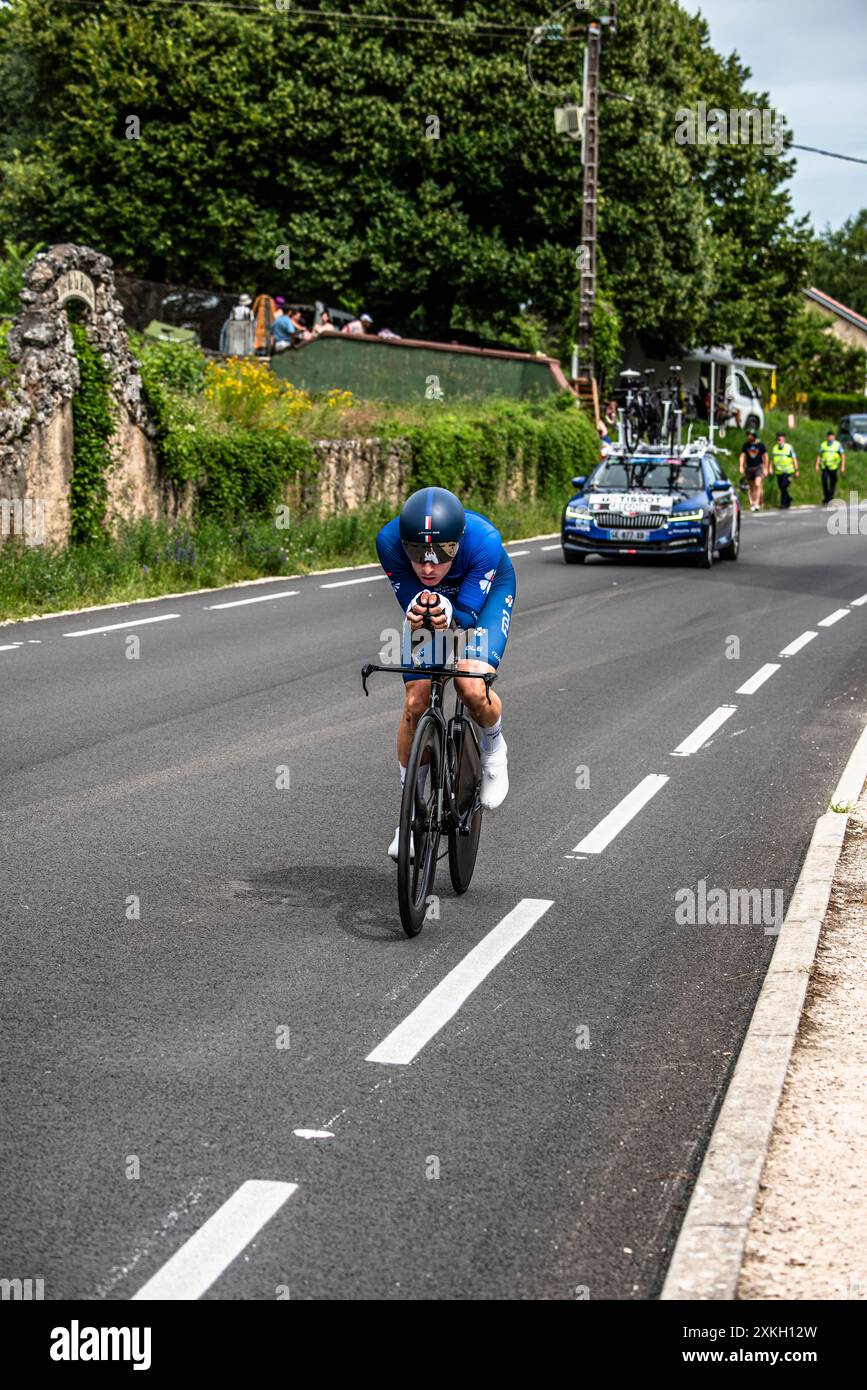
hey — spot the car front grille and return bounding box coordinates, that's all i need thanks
[594,512,667,529]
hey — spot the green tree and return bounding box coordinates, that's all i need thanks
[776,307,866,400]
[0,0,810,364]
[812,210,867,318]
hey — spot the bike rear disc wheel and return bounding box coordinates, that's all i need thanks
[448,721,483,895]
[397,713,442,937]
[624,405,641,452]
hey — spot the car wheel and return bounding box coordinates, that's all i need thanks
[720,514,740,561]
[696,521,716,569]
[563,546,586,565]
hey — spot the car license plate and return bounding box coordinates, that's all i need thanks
[612,529,649,541]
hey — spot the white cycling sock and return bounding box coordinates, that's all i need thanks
[399,762,430,794]
[474,718,503,757]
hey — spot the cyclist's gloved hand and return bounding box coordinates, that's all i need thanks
[407,590,452,631]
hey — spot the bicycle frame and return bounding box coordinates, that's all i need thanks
[361,662,497,834]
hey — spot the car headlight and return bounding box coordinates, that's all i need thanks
[565,505,592,520]
[672,510,705,522]
[854,433,867,446]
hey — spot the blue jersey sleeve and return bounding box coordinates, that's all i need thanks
[376,519,420,614]
[450,517,505,628]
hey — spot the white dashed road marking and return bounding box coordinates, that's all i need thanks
[672,706,737,757]
[63,614,181,637]
[852,594,867,607]
[320,575,389,589]
[572,774,670,855]
[366,899,554,1065]
[207,591,299,609]
[779,631,818,657]
[131,1180,297,1301]
[818,608,850,628]
[736,664,780,695]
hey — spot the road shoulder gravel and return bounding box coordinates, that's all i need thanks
[661,721,867,1301]
[737,787,867,1301]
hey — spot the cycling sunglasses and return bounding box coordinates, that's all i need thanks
[401,539,461,565]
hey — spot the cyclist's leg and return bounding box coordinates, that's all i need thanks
[455,563,515,809]
[398,675,433,770]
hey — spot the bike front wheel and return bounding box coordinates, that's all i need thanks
[397,712,443,937]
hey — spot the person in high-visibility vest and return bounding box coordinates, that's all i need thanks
[770,431,798,510]
[816,430,845,505]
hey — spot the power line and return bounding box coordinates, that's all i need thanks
[791,143,867,167]
[42,0,544,38]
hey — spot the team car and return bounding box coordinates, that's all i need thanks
[561,442,740,569]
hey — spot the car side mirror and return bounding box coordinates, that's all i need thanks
[572,476,587,489]
[711,480,731,493]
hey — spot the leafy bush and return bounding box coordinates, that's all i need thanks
[136,336,206,396]
[808,392,867,421]
[69,322,115,543]
[0,317,15,399]
[0,238,43,315]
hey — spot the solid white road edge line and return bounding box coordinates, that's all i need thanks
[206,590,299,609]
[572,774,670,855]
[320,574,388,589]
[661,717,867,1301]
[779,630,818,657]
[130,1180,297,1301]
[672,705,737,757]
[63,614,181,637]
[366,898,554,1065]
[736,663,780,696]
[818,608,850,627]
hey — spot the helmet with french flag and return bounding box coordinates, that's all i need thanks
[399,486,465,565]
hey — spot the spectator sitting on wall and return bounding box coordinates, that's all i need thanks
[377,326,400,340]
[311,310,334,336]
[271,305,298,352]
[343,312,373,335]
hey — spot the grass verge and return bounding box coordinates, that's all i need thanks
[0,496,563,624]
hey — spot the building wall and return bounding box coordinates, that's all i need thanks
[804,300,867,353]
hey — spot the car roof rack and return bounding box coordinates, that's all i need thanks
[602,436,730,460]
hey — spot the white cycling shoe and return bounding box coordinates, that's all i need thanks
[480,739,509,811]
[388,826,414,862]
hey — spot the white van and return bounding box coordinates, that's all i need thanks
[619,342,772,437]
[683,350,767,434]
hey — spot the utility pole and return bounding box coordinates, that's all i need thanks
[576,3,616,412]
[576,20,600,385]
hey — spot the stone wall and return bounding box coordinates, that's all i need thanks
[312,437,413,515]
[0,243,158,545]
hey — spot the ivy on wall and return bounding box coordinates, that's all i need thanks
[69,320,115,544]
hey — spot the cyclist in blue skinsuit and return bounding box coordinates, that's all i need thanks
[376,486,515,860]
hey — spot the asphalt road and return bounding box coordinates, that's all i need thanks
[2,502,866,1300]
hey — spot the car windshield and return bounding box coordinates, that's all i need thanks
[589,459,704,492]
[843,417,867,429]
